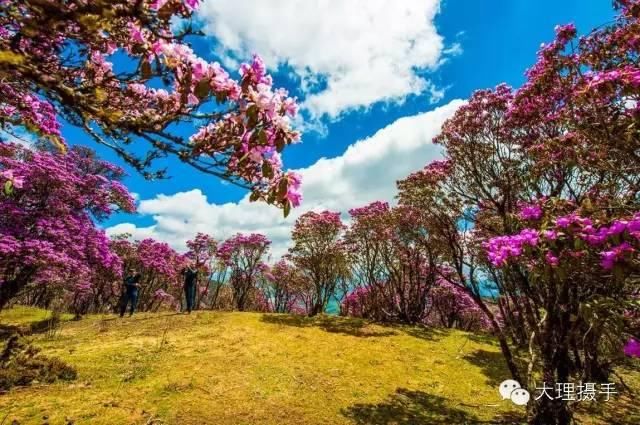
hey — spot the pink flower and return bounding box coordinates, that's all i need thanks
[184,0,200,11]
[624,338,640,358]
[127,22,145,44]
[285,172,303,207]
[1,169,24,189]
[607,220,628,236]
[556,216,573,228]
[519,204,543,220]
[600,242,634,270]
[519,229,539,246]
[545,252,559,267]
[150,0,170,10]
[555,23,577,44]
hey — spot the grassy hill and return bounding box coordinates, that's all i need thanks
[0,307,638,425]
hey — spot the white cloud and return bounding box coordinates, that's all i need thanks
[107,100,465,259]
[0,126,36,148]
[197,0,447,118]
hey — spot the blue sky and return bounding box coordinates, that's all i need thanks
[93,0,615,258]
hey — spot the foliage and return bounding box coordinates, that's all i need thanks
[260,259,309,314]
[395,2,640,423]
[0,143,135,310]
[345,202,443,324]
[0,0,302,212]
[217,233,270,311]
[289,211,350,316]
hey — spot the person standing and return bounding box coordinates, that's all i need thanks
[182,264,199,314]
[120,270,141,317]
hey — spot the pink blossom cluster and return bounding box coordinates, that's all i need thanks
[340,286,373,318]
[291,211,345,243]
[348,201,390,220]
[625,338,640,358]
[583,65,640,91]
[217,233,271,265]
[1,0,303,212]
[0,83,63,147]
[486,212,640,270]
[426,279,491,331]
[0,169,24,191]
[150,0,200,13]
[518,201,543,221]
[0,144,134,307]
[485,229,540,267]
[186,232,218,269]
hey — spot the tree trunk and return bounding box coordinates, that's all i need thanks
[0,278,24,311]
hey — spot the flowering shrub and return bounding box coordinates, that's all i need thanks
[345,202,441,324]
[341,286,381,319]
[289,211,350,316]
[486,206,640,271]
[0,144,134,310]
[341,280,490,332]
[396,2,640,422]
[109,236,187,312]
[259,259,309,314]
[426,280,490,332]
[217,233,270,311]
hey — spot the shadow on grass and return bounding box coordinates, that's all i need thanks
[261,314,398,338]
[342,388,479,424]
[575,395,640,425]
[0,324,23,341]
[261,314,455,341]
[0,319,58,339]
[462,349,512,387]
[99,312,182,322]
[466,332,500,346]
[402,326,449,341]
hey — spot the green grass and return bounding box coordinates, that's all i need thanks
[0,306,638,424]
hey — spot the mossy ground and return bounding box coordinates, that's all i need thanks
[0,306,638,424]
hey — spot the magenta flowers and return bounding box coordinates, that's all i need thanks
[624,338,640,358]
[485,211,640,270]
[0,144,135,309]
[0,0,302,213]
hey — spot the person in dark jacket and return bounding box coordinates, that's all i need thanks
[119,270,142,317]
[182,264,199,314]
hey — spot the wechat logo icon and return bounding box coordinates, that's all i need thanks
[499,380,530,406]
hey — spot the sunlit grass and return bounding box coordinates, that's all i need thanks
[0,307,637,424]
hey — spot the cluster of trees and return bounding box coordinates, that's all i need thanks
[2,0,640,423]
[390,2,640,423]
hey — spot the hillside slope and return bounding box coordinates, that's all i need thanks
[0,308,637,424]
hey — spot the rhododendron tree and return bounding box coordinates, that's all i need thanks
[259,258,308,314]
[397,2,640,423]
[185,232,224,308]
[110,236,186,312]
[217,233,270,311]
[0,0,302,212]
[0,144,135,310]
[288,211,350,316]
[426,279,490,331]
[345,202,442,324]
